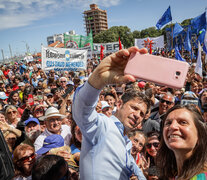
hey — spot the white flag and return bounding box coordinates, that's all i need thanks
[195,42,203,77]
[134,35,164,50]
[204,30,207,50]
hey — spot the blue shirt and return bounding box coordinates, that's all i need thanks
[70,144,80,154]
[72,82,146,180]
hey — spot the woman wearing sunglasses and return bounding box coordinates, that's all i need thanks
[156,104,207,180]
[5,105,20,128]
[13,144,36,180]
[145,131,160,171]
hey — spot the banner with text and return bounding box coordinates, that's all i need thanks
[93,42,124,54]
[134,35,164,50]
[41,46,87,71]
[64,31,93,50]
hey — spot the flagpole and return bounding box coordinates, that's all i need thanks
[171,21,173,53]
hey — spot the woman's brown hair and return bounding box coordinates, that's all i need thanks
[156,104,207,180]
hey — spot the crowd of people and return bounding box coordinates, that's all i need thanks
[0,46,207,180]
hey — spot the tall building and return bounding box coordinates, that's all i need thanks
[83,4,108,37]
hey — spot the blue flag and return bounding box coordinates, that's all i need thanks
[184,27,191,52]
[175,45,186,62]
[198,29,206,44]
[156,6,172,30]
[173,23,183,38]
[191,12,206,34]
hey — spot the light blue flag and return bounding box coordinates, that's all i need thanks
[191,12,206,34]
[175,45,186,61]
[156,6,172,30]
[173,23,183,38]
[195,42,203,77]
[184,27,191,52]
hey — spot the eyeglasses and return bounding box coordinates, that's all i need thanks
[47,117,61,122]
[160,99,173,105]
[17,153,36,163]
[34,109,44,113]
[60,81,66,83]
[146,142,159,149]
[7,111,17,115]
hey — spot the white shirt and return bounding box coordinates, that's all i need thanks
[34,124,72,151]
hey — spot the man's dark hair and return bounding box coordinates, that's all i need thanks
[32,155,70,180]
[146,131,161,141]
[121,90,151,114]
[104,92,116,99]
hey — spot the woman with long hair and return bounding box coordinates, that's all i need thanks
[156,104,207,180]
[8,90,21,107]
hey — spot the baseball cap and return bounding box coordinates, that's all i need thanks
[101,101,110,110]
[0,92,8,100]
[25,117,40,126]
[138,81,146,88]
[18,82,25,87]
[181,91,198,100]
[36,134,64,155]
[66,80,74,86]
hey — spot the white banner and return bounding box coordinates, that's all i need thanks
[93,42,124,54]
[78,46,92,59]
[24,55,33,62]
[41,46,87,71]
[134,35,164,50]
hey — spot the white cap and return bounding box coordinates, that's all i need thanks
[101,101,110,110]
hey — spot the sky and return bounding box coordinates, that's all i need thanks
[0,0,206,60]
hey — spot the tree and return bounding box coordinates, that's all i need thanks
[133,30,141,39]
[181,18,191,26]
[93,26,134,48]
[140,27,162,38]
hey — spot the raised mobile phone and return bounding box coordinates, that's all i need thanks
[124,52,190,89]
[62,86,74,99]
[28,94,34,106]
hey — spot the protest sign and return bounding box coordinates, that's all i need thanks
[93,42,123,54]
[41,46,87,71]
[64,31,93,50]
[134,35,164,50]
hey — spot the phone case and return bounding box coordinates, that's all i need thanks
[124,52,190,89]
[28,94,34,106]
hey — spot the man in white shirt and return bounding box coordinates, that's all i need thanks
[34,107,72,151]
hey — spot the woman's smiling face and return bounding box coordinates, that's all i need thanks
[163,109,198,156]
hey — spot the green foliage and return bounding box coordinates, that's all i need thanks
[93,26,134,48]
[181,18,191,26]
[132,30,141,39]
[140,27,162,38]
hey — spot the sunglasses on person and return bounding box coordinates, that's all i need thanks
[60,81,66,83]
[35,108,44,113]
[146,142,159,149]
[160,99,173,105]
[17,153,36,163]
[7,111,17,115]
